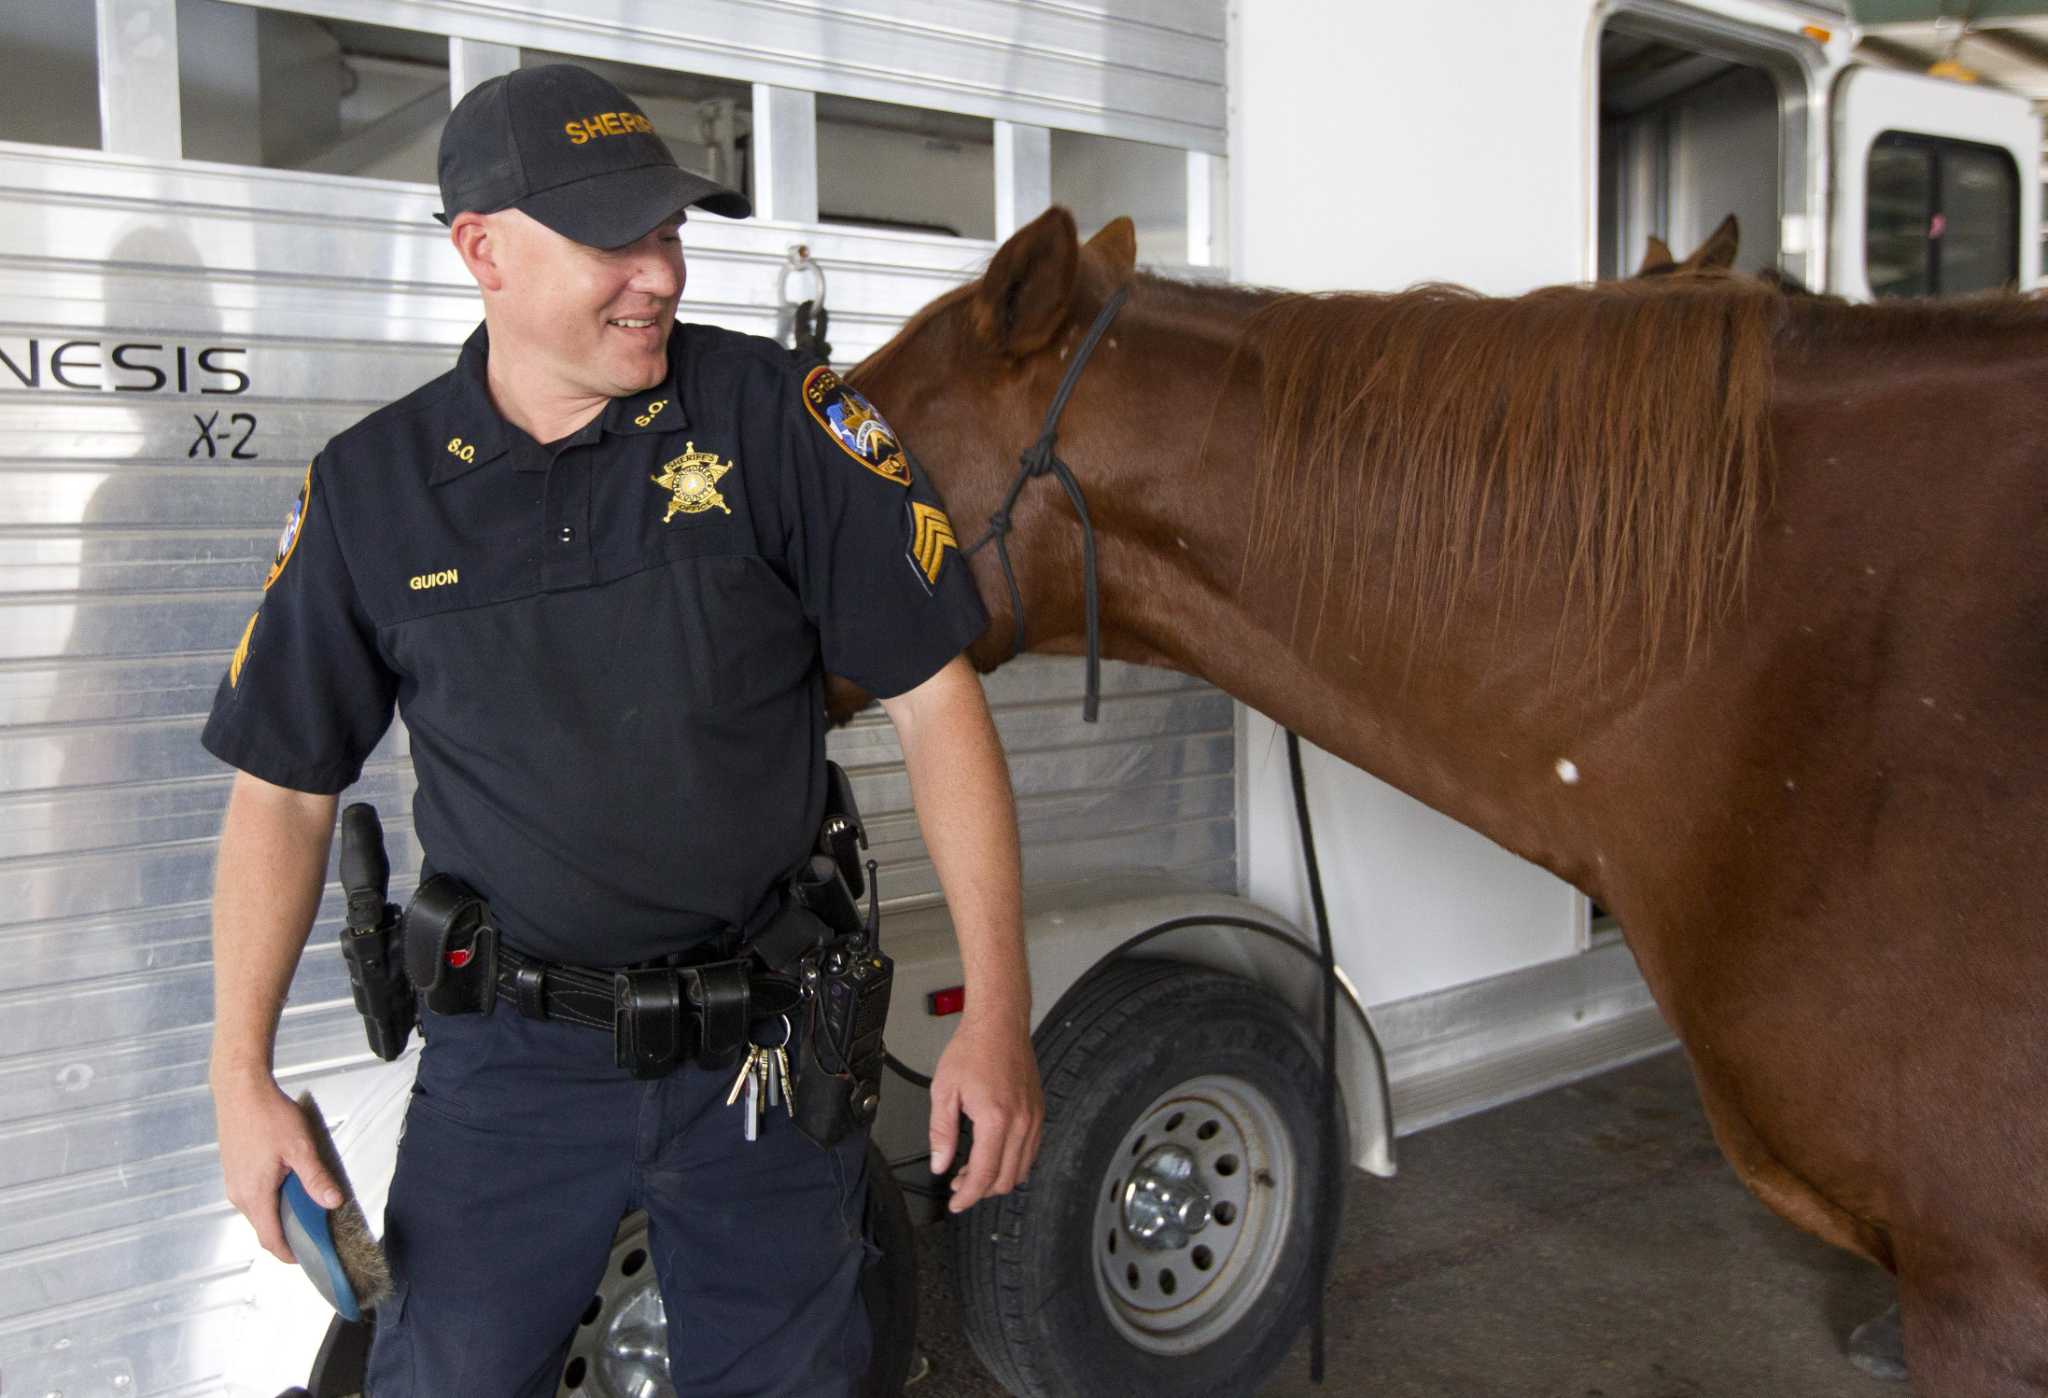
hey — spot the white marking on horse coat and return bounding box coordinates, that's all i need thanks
[1555,758,1580,785]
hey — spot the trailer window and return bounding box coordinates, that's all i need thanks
[1052,131,1191,266]
[0,4,101,150]
[179,5,450,182]
[817,95,994,239]
[1866,131,2018,297]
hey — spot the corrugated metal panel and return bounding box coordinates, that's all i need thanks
[0,143,1233,1393]
[225,0,1229,152]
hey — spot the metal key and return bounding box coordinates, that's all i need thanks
[773,1044,795,1118]
[765,1043,782,1110]
[726,1045,762,1108]
[742,1053,762,1142]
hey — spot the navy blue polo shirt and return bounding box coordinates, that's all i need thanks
[203,322,987,965]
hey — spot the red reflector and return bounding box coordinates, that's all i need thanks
[927,986,965,1016]
[446,947,473,969]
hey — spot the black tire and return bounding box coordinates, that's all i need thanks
[859,1137,920,1398]
[952,960,1340,1398]
[305,1314,368,1398]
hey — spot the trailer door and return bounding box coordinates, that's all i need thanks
[1830,66,2040,297]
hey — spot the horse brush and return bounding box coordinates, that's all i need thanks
[276,1091,392,1321]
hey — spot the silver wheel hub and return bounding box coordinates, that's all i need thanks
[1091,1073,1297,1357]
[595,1285,670,1397]
[559,1216,676,1398]
[1121,1144,1214,1249]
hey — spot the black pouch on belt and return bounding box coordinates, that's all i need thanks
[818,760,866,900]
[402,874,500,1017]
[746,855,854,974]
[792,935,895,1149]
[613,968,691,1079]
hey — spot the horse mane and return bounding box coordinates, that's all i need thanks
[1236,278,1781,678]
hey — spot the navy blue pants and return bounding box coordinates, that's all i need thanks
[365,1003,872,1397]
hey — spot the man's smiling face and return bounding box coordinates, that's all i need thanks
[481,207,686,401]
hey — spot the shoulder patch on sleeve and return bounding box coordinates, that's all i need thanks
[263,464,314,590]
[801,365,910,487]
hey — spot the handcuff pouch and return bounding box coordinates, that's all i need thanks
[402,873,499,1017]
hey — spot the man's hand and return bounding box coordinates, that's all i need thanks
[214,1068,345,1264]
[928,1012,1044,1213]
[883,656,1039,1210]
[209,772,340,1261]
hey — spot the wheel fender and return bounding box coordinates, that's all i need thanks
[1026,891,1395,1179]
[856,885,1397,1186]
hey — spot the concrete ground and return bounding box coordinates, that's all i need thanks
[908,1049,1902,1397]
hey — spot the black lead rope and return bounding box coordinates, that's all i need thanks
[963,284,1131,723]
[1287,729,1340,1385]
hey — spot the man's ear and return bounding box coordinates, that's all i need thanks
[450,212,507,294]
[1084,216,1137,278]
[972,206,1079,357]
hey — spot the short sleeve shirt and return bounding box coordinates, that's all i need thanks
[202,322,987,965]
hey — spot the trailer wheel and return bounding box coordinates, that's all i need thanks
[555,1138,915,1397]
[952,960,1339,1398]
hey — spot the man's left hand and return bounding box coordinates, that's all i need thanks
[928,1013,1044,1213]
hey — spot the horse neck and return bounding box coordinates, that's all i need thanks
[1068,280,1634,897]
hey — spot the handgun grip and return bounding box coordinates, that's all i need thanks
[339,802,390,931]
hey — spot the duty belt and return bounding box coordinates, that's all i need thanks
[493,940,804,1078]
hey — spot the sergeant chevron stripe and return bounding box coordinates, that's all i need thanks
[909,502,957,584]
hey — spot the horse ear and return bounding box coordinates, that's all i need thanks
[1636,236,1675,275]
[1085,217,1138,276]
[974,207,1080,357]
[1679,214,1740,273]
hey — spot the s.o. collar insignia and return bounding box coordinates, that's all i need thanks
[264,464,312,590]
[802,365,909,487]
[651,442,734,521]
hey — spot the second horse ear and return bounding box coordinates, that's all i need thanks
[1636,235,1676,275]
[1085,217,1137,277]
[973,207,1080,357]
[1678,213,1741,274]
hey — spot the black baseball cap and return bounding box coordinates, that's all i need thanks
[436,63,752,246]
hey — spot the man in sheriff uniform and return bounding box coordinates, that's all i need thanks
[204,63,1042,1396]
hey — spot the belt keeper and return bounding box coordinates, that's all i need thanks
[513,962,548,1021]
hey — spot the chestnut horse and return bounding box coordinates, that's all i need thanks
[846,208,2048,1395]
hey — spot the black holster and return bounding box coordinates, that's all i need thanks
[338,803,415,1060]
